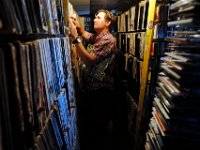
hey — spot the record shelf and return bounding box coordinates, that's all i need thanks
[0,0,80,149]
[117,0,172,149]
[117,0,156,149]
[145,0,200,149]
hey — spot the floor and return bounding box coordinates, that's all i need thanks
[74,54,136,150]
[75,85,134,150]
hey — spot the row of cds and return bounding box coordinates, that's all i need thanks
[118,0,149,32]
[118,32,146,59]
[0,0,75,34]
[145,0,200,149]
[117,32,145,100]
[34,99,78,150]
[0,37,77,149]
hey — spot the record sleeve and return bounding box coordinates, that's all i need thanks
[147,130,159,150]
[154,97,170,120]
[163,59,200,71]
[161,63,200,87]
[165,45,200,54]
[158,73,181,95]
[156,86,173,109]
[170,0,200,10]
[167,18,200,27]
[164,51,200,62]
[0,0,21,33]
[170,4,200,20]
[18,0,33,33]
[152,107,167,136]
[0,46,16,150]
[17,43,33,125]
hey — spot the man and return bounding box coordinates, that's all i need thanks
[69,9,117,150]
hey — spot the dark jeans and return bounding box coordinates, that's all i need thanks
[76,88,130,150]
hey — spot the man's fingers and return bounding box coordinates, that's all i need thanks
[70,16,76,21]
[69,16,78,27]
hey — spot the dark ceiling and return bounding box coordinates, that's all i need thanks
[70,0,137,16]
[90,0,118,14]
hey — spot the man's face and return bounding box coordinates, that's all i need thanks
[93,12,109,31]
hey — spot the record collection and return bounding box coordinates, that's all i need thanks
[145,0,200,149]
[0,0,79,149]
[117,0,149,101]
[117,1,150,144]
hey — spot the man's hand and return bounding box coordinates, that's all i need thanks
[69,17,78,40]
[70,16,85,36]
[70,16,81,28]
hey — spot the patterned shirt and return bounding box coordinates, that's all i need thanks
[81,32,117,91]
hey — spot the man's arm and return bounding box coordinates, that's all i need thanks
[74,42,96,63]
[70,16,91,41]
[69,17,96,63]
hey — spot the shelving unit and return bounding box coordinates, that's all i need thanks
[133,0,157,149]
[145,0,200,149]
[0,0,79,150]
[117,0,171,149]
[117,0,155,149]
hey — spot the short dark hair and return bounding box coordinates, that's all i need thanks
[95,9,117,28]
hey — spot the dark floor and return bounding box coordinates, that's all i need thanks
[76,86,134,150]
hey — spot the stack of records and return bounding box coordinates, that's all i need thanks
[0,0,65,34]
[168,0,200,26]
[145,0,200,149]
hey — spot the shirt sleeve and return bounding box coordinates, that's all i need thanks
[88,33,96,43]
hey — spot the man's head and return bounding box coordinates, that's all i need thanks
[93,9,116,32]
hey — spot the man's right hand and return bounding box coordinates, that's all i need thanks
[70,16,81,28]
[69,18,78,41]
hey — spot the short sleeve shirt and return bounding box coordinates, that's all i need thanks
[88,32,116,61]
[82,32,117,91]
